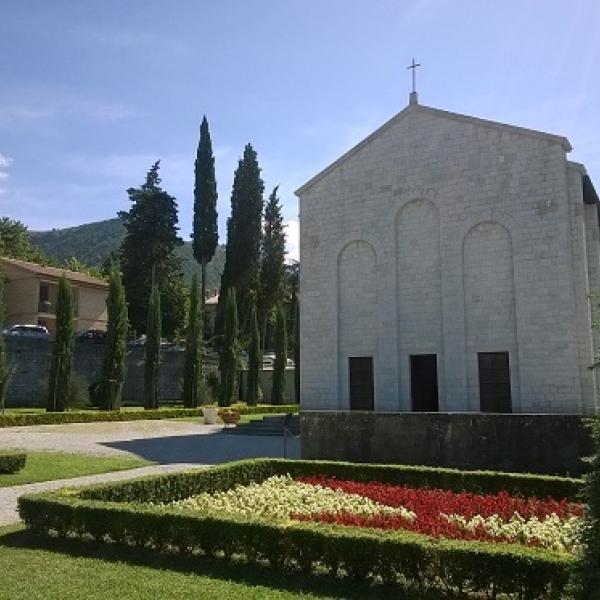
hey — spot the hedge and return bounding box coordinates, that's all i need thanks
[0,452,27,474]
[0,404,298,428]
[18,459,580,598]
[78,458,584,504]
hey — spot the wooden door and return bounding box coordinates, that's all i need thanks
[410,354,439,411]
[478,352,512,413]
[349,357,374,411]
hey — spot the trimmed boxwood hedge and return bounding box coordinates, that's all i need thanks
[0,405,298,428]
[0,452,27,474]
[18,459,580,598]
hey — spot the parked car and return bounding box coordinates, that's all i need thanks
[3,324,49,339]
[76,329,106,343]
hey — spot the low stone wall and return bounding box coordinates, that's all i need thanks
[300,411,593,476]
[5,337,296,407]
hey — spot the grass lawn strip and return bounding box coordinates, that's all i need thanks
[0,452,151,488]
[0,524,425,600]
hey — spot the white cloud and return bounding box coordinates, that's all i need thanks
[0,152,12,195]
[285,219,299,262]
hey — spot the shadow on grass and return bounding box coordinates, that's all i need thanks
[0,527,446,599]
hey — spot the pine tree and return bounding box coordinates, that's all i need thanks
[183,273,203,408]
[192,116,218,314]
[259,186,286,352]
[216,144,264,338]
[119,161,184,336]
[570,417,600,599]
[246,301,261,406]
[143,284,161,409]
[100,265,128,410]
[271,303,287,405]
[0,276,10,413]
[47,276,74,412]
[219,288,239,407]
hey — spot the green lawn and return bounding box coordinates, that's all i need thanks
[0,452,150,488]
[0,525,435,600]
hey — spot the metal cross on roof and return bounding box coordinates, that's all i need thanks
[406,58,421,94]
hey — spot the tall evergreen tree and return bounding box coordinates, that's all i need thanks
[119,161,184,336]
[570,417,600,599]
[271,303,287,405]
[100,265,128,410]
[216,144,264,337]
[192,116,218,312]
[143,284,161,409]
[182,273,203,408]
[0,276,10,413]
[47,276,74,412]
[259,186,286,352]
[246,301,261,406]
[219,287,239,407]
[293,300,300,404]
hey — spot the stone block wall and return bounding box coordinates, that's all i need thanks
[301,411,592,476]
[4,337,295,407]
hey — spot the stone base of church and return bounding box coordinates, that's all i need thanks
[300,411,592,476]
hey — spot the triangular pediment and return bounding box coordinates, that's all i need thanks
[295,103,572,196]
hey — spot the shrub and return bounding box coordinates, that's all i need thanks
[0,452,27,473]
[0,405,298,428]
[18,458,576,598]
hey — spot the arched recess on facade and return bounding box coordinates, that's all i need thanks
[395,198,444,408]
[336,240,378,408]
[462,221,520,411]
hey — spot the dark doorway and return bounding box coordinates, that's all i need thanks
[349,357,374,411]
[410,354,439,411]
[478,352,512,413]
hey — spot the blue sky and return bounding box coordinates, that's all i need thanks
[1,0,599,260]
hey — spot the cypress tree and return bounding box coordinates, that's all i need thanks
[143,284,161,409]
[0,276,10,413]
[259,186,286,353]
[119,161,184,336]
[271,303,287,405]
[570,417,600,598]
[182,273,203,408]
[216,144,264,337]
[219,287,239,407]
[293,300,300,404]
[246,301,261,406]
[100,265,128,410]
[192,116,218,313]
[47,276,74,412]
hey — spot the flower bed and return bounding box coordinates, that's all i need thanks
[19,459,580,597]
[170,474,583,555]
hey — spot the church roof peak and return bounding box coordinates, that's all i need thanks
[295,103,573,196]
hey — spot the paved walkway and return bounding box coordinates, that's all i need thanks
[0,419,300,525]
[0,463,203,525]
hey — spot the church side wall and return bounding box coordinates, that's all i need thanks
[299,107,591,414]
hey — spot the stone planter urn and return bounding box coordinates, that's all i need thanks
[202,407,219,425]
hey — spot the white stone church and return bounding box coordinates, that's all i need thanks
[297,93,600,418]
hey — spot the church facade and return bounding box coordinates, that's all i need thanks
[296,96,600,418]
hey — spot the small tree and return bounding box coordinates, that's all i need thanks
[143,284,161,409]
[182,273,203,408]
[570,416,600,599]
[219,288,239,407]
[293,300,300,404]
[47,276,74,412]
[271,303,287,405]
[246,301,261,406]
[0,276,10,413]
[100,265,128,410]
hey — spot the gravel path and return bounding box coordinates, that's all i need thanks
[0,463,203,525]
[0,419,300,525]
